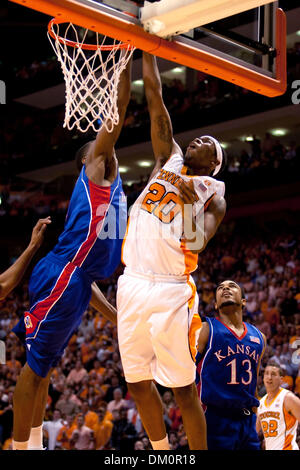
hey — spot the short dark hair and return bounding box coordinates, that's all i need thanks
[74,141,93,173]
[216,280,245,299]
[265,362,284,376]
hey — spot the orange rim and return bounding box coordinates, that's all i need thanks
[48,18,135,51]
[10,0,286,97]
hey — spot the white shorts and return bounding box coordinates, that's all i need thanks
[117,268,202,388]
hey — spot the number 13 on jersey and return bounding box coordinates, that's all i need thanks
[226,358,252,385]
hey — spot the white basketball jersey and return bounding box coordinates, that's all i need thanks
[258,388,299,450]
[122,153,225,276]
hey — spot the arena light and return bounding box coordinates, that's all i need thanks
[119,166,129,173]
[132,79,144,86]
[245,136,254,142]
[296,31,300,36]
[220,142,229,149]
[137,160,153,167]
[171,67,184,74]
[270,128,288,136]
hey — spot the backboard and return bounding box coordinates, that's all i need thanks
[9,0,286,97]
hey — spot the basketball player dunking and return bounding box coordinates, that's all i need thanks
[116,52,227,450]
[11,57,133,450]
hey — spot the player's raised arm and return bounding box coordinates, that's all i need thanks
[88,54,133,162]
[143,52,181,174]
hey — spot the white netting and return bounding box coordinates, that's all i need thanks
[48,21,135,133]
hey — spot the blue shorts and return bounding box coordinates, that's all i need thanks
[205,405,261,450]
[12,253,92,378]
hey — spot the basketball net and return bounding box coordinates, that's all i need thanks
[48,20,135,133]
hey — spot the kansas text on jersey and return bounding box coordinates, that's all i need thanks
[196,317,265,410]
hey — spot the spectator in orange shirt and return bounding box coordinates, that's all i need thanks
[77,375,90,401]
[94,405,113,450]
[88,359,105,378]
[98,401,113,423]
[89,370,100,387]
[66,361,88,386]
[5,351,22,382]
[79,400,99,431]
[2,437,13,450]
[263,299,280,329]
[6,351,22,374]
[281,370,294,391]
[86,385,104,411]
[56,414,77,450]
[80,334,92,364]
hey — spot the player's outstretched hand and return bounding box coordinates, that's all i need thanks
[29,216,52,250]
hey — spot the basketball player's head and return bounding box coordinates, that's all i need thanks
[75,139,117,176]
[263,362,284,393]
[184,135,226,177]
[215,280,246,312]
[75,140,95,173]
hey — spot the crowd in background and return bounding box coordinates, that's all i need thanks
[0,208,299,449]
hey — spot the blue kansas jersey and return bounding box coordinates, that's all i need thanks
[12,166,127,378]
[196,317,265,410]
[51,165,127,280]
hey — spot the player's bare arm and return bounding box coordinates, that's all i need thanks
[284,392,300,421]
[256,414,262,434]
[85,55,133,183]
[197,321,210,355]
[143,52,181,179]
[89,282,117,325]
[0,217,51,301]
[178,180,226,253]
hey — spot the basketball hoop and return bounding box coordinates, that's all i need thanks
[48,18,135,133]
